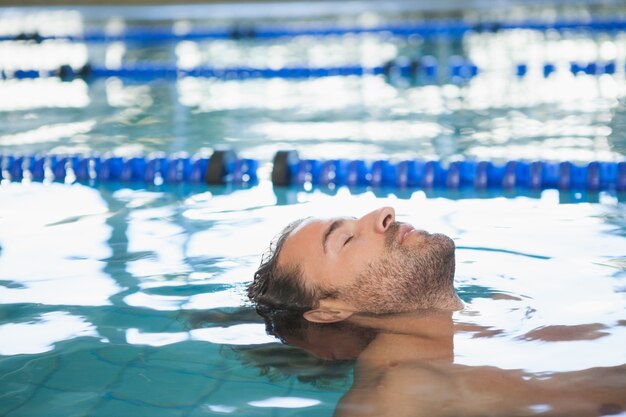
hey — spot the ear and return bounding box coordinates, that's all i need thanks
[303,298,354,323]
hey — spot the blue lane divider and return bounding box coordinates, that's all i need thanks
[3,18,626,43]
[271,151,626,191]
[3,151,624,192]
[3,58,622,83]
[0,151,258,185]
[1,58,460,81]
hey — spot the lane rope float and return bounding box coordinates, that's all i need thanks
[3,58,621,82]
[2,150,623,192]
[270,151,626,191]
[3,17,626,43]
[0,150,258,185]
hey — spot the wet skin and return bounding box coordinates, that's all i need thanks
[307,310,626,417]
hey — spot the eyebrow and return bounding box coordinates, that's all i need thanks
[322,219,344,254]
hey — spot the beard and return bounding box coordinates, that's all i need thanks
[338,222,458,314]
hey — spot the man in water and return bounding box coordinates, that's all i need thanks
[247,207,626,417]
[247,206,463,322]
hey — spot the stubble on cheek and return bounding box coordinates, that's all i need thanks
[339,227,456,314]
[384,222,401,251]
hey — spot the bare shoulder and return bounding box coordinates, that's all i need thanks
[335,355,460,417]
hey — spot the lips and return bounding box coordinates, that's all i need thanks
[398,224,416,245]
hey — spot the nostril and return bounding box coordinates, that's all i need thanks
[382,214,392,228]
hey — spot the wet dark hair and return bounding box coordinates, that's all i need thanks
[247,218,327,312]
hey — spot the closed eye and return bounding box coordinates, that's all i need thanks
[344,236,353,246]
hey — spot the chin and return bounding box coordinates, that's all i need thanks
[448,294,464,311]
[431,295,464,311]
[430,233,456,254]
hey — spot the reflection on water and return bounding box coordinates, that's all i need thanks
[2,76,624,163]
[0,312,103,355]
[0,183,119,306]
[0,181,624,415]
[2,13,626,163]
[125,323,275,347]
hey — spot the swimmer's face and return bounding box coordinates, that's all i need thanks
[278,207,462,321]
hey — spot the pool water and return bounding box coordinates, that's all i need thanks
[0,183,625,416]
[2,7,626,163]
[1,5,626,417]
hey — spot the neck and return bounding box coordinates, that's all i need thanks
[347,308,455,339]
[348,309,456,366]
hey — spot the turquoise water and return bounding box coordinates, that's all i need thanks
[1,183,625,416]
[2,8,626,162]
[1,7,626,417]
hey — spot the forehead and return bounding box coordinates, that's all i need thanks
[278,218,326,270]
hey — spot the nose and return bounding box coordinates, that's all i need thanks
[366,206,395,234]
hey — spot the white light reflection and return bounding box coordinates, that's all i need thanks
[105,78,154,108]
[175,41,201,69]
[0,80,90,111]
[182,186,277,215]
[0,312,102,356]
[184,186,288,260]
[125,206,191,278]
[205,404,236,413]
[123,292,186,311]
[467,143,620,162]
[177,76,395,112]
[123,284,245,311]
[0,41,88,72]
[0,183,119,306]
[248,397,321,408]
[112,188,164,206]
[126,328,188,347]
[0,10,83,37]
[125,323,275,347]
[0,120,95,145]
[182,291,244,310]
[191,34,395,69]
[176,73,626,163]
[251,120,446,142]
[185,217,276,260]
[529,404,552,413]
[454,326,626,373]
[450,197,626,262]
[191,324,275,345]
[105,42,126,69]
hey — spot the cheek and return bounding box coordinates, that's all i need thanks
[328,258,359,288]
[342,243,379,280]
[336,244,385,288]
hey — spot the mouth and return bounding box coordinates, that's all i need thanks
[398,224,416,245]
[397,223,433,246]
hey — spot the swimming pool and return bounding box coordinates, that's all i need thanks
[1,3,626,417]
